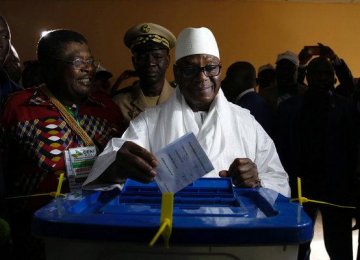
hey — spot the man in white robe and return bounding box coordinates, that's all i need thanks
[84,27,290,197]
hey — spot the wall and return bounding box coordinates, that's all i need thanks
[2,0,360,83]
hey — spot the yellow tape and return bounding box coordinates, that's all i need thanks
[291,177,356,209]
[5,173,65,200]
[55,173,64,198]
[149,192,174,247]
[297,177,303,205]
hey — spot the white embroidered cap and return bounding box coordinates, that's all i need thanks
[175,27,220,62]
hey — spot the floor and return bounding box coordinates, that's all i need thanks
[310,213,359,260]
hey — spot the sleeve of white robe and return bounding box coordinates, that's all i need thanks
[253,120,291,197]
[82,115,150,189]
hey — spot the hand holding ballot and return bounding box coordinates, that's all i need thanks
[119,141,159,182]
[97,133,259,193]
[100,141,159,184]
[99,133,214,193]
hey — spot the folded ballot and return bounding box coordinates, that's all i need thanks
[155,132,214,193]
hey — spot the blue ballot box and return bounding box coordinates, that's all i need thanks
[32,178,313,260]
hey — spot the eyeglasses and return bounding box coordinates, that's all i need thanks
[60,58,100,69]
[178,64,221,78]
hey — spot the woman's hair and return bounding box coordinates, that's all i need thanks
[37,29,88,65]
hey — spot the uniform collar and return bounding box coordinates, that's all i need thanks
[131,80,173,111]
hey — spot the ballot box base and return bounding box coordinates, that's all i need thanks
[45,237,299,260]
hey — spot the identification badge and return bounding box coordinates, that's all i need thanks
[65,146,97,193]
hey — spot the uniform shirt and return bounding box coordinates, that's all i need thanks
[112,80,174,123]
[85,88,290,197]
[1,87,125,198]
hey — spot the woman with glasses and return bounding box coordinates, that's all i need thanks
[84,27,290,199]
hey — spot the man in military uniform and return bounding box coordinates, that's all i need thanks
[113,23,176,124]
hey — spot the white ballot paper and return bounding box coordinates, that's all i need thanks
[154,132,214,193]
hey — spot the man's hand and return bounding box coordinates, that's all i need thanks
[115,141,158,183]
[318,43,336,61]
[219,158,261,188]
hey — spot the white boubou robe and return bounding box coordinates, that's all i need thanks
[84,88,290,197]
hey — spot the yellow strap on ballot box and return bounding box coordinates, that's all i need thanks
[6,173,65,200]
[149,192,174,248]
[291,177,355,209]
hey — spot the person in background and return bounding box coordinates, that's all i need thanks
[351,65,360,260]
[260,51,307,112]
[298,43,354,97]
[1,29,126,259]
[276,57,357,260]
[275,51,307,105]
[21,59,44,88]
[222,61,273,136]
[220,63,238,103]
[4,44,22,84]
[84,27,290,198]
[112,23,176,125]
[92,65,113,95]
[0,16,22,108]
[0,15,11,209]
[257,63,275,93]
[110,69,138,96]
[0,19,22,255]
[270,51,307,185]
[275,45,354,201]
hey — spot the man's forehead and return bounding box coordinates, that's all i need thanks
[62,42,90,57]
[177,54,219,65]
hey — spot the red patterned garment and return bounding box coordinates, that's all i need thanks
[1,87,126,200]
